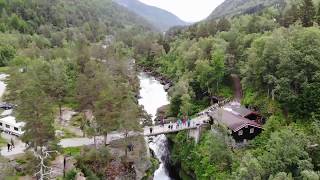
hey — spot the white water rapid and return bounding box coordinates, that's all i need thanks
[138,72,172,180]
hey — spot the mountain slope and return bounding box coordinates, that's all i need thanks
[114,0,187,31]
[0,0,155,39]
[208,0,286,20]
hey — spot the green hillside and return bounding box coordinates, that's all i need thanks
[0,0,153,41]
[208,0,286,19]
[136,0,320,178]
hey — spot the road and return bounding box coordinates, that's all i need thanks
[1,114,210,158]
[0,131,138,158]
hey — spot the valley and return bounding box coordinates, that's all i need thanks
[0,0,320,179]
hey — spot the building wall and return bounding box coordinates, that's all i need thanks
[231,126,262,142]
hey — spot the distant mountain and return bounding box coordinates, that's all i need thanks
[208,0,286,20]
[114,0,187,31]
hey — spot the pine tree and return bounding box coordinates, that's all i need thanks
[118,85,141,160]
[316,3,320,25]
[281,4,299,27]
[94,72,119,145]
[301,0,316,27]
[15,61,56,149]
[217,17,231,32]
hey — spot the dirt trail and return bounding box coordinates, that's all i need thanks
[230,74,243,102]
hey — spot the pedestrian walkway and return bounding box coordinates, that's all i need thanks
[0,131,139,158]
[0,133,25,158]
[144,114,210,136]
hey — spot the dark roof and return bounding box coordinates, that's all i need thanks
[210,109,262,132]
[224,103,256,117]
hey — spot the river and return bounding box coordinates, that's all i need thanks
[138,72,173,180]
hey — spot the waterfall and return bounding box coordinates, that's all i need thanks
[138,72,172,180]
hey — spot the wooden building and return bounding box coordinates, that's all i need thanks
[209,108,262,142]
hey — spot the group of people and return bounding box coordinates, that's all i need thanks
[148,116,194,134]
[7,138,15,152]
[175,118,192,129]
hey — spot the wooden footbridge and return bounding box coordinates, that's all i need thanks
[143,114,209,137]
[143,99,230,137]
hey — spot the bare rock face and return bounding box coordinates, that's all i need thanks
[107,136,152,180]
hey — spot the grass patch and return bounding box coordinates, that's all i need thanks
[0,66,9,73]
[54,124,77,139]
[63,147,81,156]
[217,85,233,99]
[0,134,6,147]
[4,176,19,180]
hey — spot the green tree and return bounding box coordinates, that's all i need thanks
[14,61,55,149]
[268,172,293,180]
[194,132,233,179]
[317,3,320,25]
[234,153,264,180]
[300,0,316,27]
[9,14,29,33]
[37,59,69,121]
[194,59,215,99]
[258,128,313,177]
[217,17,231,32]
[76,60,107,137]
[281,4,300,27]
[94,72,119,145]
[180,93,193,116]
[0,45,15,66]
[301,170,320,180]
[211,50,225,92]
[118,93,141,159]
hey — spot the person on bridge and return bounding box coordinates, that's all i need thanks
[178,119,182,127]
[7,143,11,152]
[160,118,164,127]
[187,119,191,127]
[182,118,186,126]
[149,127,153,134]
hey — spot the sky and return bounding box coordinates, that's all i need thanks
[138,0,225,22]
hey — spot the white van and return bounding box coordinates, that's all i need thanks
[0,116,25,136]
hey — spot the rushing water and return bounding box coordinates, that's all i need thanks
[137,72,172,180]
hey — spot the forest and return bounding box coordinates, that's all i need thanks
[0,0,154,179]
[0,0,320,179]
[135,0,320,179]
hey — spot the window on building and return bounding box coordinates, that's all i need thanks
[250,128,254,134]
[5,124,10,128]
[238,130,243,136]
[14,127,19,131]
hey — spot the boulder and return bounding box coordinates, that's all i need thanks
[75,172,86,180]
